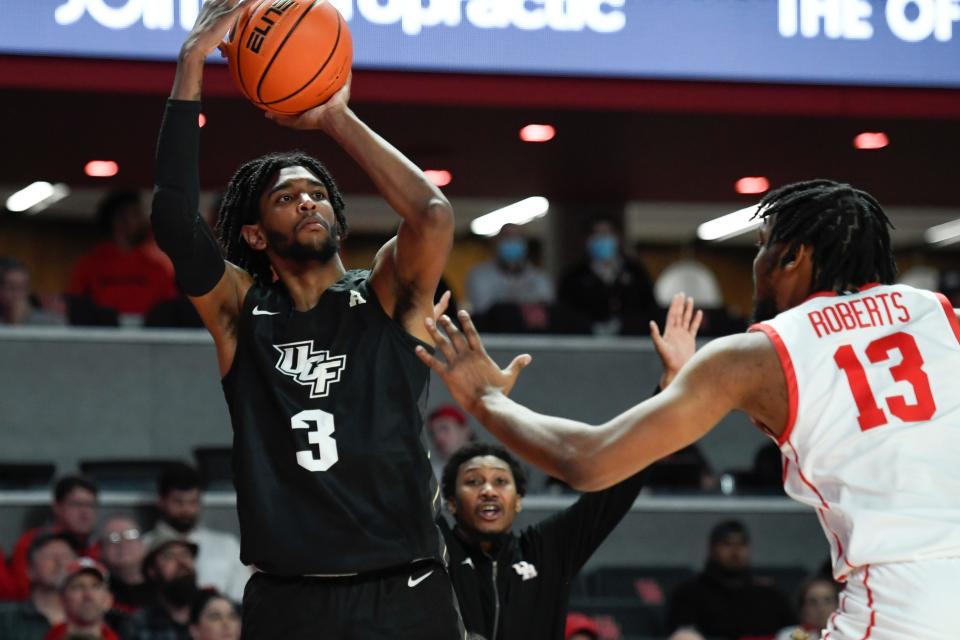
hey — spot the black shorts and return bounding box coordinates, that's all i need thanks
[241,561,466,640]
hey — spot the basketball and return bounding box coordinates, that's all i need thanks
[223,0,352,116]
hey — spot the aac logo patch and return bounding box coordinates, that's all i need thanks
[274,340,346,398]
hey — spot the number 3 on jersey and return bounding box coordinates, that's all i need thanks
[833,331,937,432]
[291,409,338,471]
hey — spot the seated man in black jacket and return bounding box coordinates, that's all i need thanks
[438,294,702,640]
[666,520,795,638]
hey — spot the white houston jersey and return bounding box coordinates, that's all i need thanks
[751,284,960,580]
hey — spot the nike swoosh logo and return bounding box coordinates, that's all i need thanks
[252,306,280,316]
[407,570,434,588]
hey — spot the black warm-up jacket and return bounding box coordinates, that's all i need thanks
[438,471,644,640]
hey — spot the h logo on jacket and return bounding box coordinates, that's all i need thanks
[512,561,538,581]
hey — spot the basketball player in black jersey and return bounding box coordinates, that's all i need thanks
[152,1,464,637]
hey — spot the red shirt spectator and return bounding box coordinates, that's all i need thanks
[67,242,176,315]
[8,476,101,600]
[44,558,118,640]
[45,623,119,640]
[66,189,176,318]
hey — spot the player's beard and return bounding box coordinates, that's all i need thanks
[268,225,340,264]
[751,297,780,324]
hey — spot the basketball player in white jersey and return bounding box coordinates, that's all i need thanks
[418,179,960,639]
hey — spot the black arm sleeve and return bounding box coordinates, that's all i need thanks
[534,469,645,578]
[152,99,225,297]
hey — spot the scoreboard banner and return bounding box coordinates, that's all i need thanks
[2,0,959,88]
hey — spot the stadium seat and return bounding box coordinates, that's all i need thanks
[193,446,234,491]
[567,573,589,599]
[79,459,181,492]
[0,462,56,490]
[753,565,809,598]
[585,566,694,604]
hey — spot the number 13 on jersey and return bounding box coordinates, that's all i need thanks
[833,331,937,432]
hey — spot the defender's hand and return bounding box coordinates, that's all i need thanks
[181,0,251,60]
[416,311,532,415]
[266,74,352,132]
[433,290,451,320]
[650,293,703,389]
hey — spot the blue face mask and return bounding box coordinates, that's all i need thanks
[588,235,618,262]
[497,238,527,264]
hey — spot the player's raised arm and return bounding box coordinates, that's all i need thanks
[267,83,454,336]
[152,0,254,374]
[418,311,784,491]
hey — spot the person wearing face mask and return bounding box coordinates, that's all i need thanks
[558,220,657,335]
[466,224,554,328]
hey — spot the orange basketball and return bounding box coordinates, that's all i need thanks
[224,0,352,116]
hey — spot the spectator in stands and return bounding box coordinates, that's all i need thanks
[564,612,600,640]
[67,189,177,325]
[0,533,77,638]
[426,404,475,477]
[466,224,554,330]
[775,577,839,640]
[121,532,199,640]
[641,444,716,493]
[438,297,700,640]
[668,628,706,640]
[558,220,657,335]
[9,475,100,600]
[940,268,960,306]
[187,591,240,640]
[143,464,249,601]
[667,520,794,638]
[44,558,118,640]
[0,257,65,326]
[99,516,152,611]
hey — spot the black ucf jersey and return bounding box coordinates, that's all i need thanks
[221,270,445,576]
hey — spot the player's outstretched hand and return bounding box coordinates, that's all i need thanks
[266,74,352,132]
[182,0,251,60]
[416,311,532,415]
[650,292,703,389]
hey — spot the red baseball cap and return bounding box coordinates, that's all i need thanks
[429,405,467,425]
[60,557,109,590]
[565,612,600,640]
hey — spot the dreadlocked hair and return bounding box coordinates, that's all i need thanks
[215,151,347,283]
[756,179,897,292]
